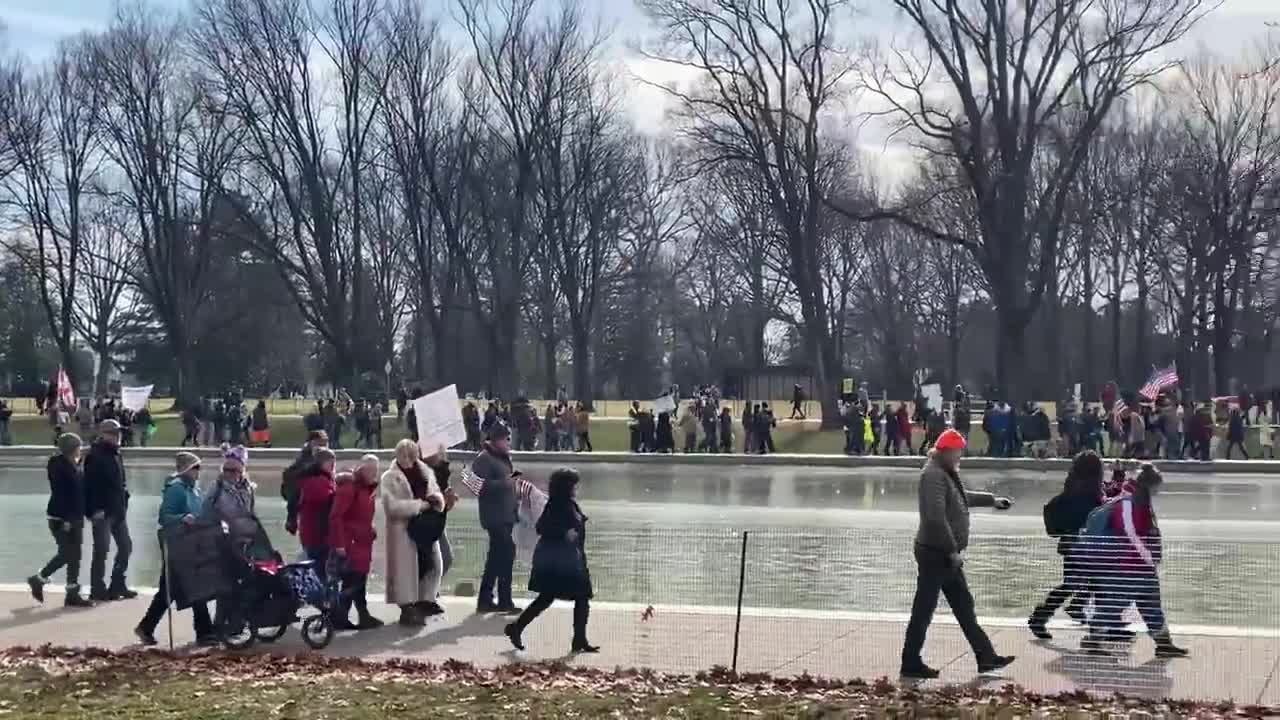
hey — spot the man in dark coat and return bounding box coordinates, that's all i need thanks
[84,420,135,601]
[901,429,1014,679]
[473,423,521,613]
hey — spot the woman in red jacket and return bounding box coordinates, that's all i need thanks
[329,454,381,630]
[1084,464,1188,657]
[297,448,337,574]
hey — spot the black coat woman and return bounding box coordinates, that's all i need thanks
[1028,451,1104,639]
[504,468,597,654]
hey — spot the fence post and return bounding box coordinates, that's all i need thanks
[731,531,748,673]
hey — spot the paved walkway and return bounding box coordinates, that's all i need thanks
[0,588,1274,705]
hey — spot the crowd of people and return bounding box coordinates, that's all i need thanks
[26,418,599,656]
[901,429,1186,680]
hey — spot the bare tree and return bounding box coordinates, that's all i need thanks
[1166,52,1280,393]
[92,6,235,403]
[194,0,391,389]
[859,0,1210,398]
[74,201,143,393]
[640,0,853,424]
[1,39,101,388]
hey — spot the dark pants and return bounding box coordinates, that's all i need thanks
[1227,439,1248,459]
[139,570,213,637]
[479,526,515,607]
[339,571,369,617]
[901,545,996,669]
[40,520,84,588]
[512,593,590,643]
[578,432,592,452]
[790,401,804,419]
[1031,554,1090,623]
[304,546,330,580]
[1090,572,1166,637]
[90,515,132,593]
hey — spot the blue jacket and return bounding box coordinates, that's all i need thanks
[158,476,203,529]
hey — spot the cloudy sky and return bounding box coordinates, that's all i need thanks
[3,0,1276,184]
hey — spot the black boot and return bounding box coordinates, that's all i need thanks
[504,623,525,651]
[1027,608,1052,640]
[571,637,600,654]
[64,586,93,608]
[26,576,45,604]
[1153,631,1189,658]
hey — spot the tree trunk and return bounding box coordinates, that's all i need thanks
[1132,278,1150,386]
[571,326,592,410]
[1082,246,1095,398]
[1109,295,1122,385]
[995,310,1029,401]
[1043,278,1062,399]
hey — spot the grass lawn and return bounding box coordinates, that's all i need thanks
[2,413,1268,459]
[0,647,1252,719]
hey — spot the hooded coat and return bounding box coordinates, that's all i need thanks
[330,472,378,575]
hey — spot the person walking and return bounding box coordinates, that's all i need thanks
[382,440,446,626]
[1081,465,1188,657]
[575,402,592,452]
[203,445,258,550]
[718,406,734,453]
[297,447,338,572]
[282,430,328,536]
[504,468,598,654]
[329,456,384,631]
[900,429,1015,680]
[679,403,698,453]
[134,451,216,646]
[28,433,93,607]
[1226,407,1249,459]
[790,384,806,420]
[473,423,521,614]
[1028,451,1104,639]
[249,400,271,447]
[741,402,755,454]
[85,419,136,602]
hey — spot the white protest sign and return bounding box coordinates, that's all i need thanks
[922,383,943,413]
[121,385,154,412]
[653,394,676,415]
[413,384,467,450]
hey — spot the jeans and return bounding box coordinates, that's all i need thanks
[439,531,453,575]
[901,544,996,669]
[139,570,213,637]
[1165,432,1181,460]
[338,571,369,617]
[1226,439,1249,459]
[40,520,84,589]
[0,419,10,446]
[578,432,592,452]
[512,593,590,643]
[478,526,515,607]
[90,515,132,592]
[1090,571,1166,637]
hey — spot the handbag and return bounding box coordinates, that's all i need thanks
[407,509,446,547]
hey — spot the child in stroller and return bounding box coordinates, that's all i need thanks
[217,516,340,650]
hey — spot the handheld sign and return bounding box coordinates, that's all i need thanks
[413,385,467,450]
[121,385,155,412]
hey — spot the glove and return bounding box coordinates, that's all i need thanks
[285,517,298,536]
[994,497,1013,510]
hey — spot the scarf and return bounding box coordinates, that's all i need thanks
[401,461,429,501]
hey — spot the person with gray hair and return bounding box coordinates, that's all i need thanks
[28,433,93,607]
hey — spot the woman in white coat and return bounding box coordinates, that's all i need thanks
[381,439,444,626]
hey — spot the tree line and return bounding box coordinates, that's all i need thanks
[0,0,1276,423]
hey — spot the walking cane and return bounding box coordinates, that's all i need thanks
[160,531,174,652]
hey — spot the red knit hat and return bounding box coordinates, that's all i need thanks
[935,428,967,451]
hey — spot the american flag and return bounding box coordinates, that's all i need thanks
[1138,365,1179,400]
[54,367,75,410]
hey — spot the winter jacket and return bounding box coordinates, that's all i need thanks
[528,496,592,601]
[251,406,270,431]
[914,455,997,555]
[1044,492,1102,555]
[1106,496,1162,569]
[158,476,203,529]
[297,469,336,549]
[46,454,86,523]
[472,445,517,530]
[380,462,438,605]
[83,441,128,519]
[203,473,258,545]
[329,474,377,575]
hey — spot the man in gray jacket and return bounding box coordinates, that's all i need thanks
[901,429,1015,680]
[472,422,521,613]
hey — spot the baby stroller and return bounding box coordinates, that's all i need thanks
[216,517,340,650]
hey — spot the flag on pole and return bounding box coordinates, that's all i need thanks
[1138,365,1179,400]
[54,367,75,410]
